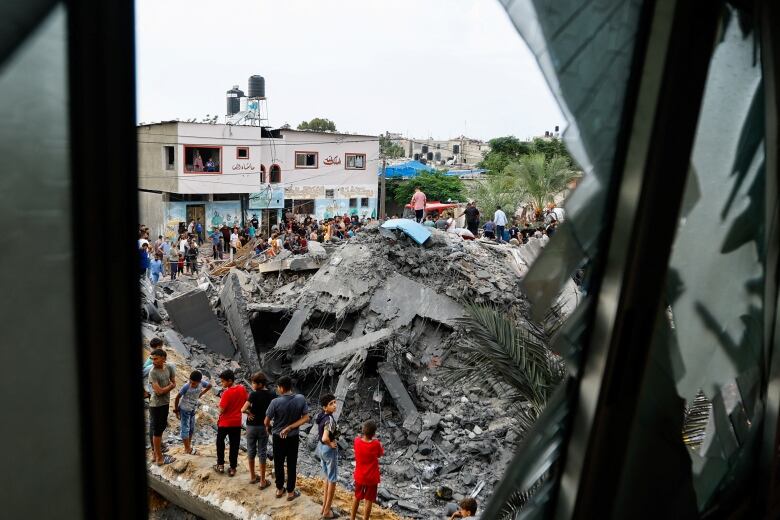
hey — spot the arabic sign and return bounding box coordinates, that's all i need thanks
[285,185,324,199]
[323,155,341,166]
[232,163,256,171]
[249,186,285,209]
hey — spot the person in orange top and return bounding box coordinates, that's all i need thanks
[350,420,385,520]
[410,186,427,223]
[213,369,247,477]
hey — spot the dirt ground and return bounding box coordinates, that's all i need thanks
[149,445,407,520]
[145,346,407,520]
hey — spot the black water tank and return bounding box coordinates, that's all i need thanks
[248,75,266,98]
[226,85,244,116]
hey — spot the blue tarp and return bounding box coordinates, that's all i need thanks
[383,160,436,178]
[380,218,432,245]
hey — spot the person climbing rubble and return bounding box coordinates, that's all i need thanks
[265,376,310,501]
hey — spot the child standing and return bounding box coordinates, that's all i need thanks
[173,370,212,455]
[316,393,339,519]
[213,369,247,477]
[241,372,275,488]
[350,420,384,520]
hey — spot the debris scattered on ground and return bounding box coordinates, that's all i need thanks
[143,222,579,518]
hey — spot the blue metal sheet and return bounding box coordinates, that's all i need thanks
[380,218,432,245]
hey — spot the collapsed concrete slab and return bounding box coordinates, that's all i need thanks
[291,328,392,372]
[164,328,190,357]
[333,350,367,422]
[377,362,420,431]
[274,307,311,351]
[220,273,261,371]
[165,289,234,357]
[368,273,466,329]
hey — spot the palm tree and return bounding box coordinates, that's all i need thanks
[467,173,525,219]
[442,302,564,432]
[505,153,577,219]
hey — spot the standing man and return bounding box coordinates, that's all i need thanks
[464,202,480,236]
[211,227,222,260]
[251,213,259,230]
[493,206,508,242]
[148,341,176,466]
[187,219,195,236]
[410,186,427,223]
[264,376,310,501]
[196,219,204,245]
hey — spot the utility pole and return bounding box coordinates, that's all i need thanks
[380,157,387,220]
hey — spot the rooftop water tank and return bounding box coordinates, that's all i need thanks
[248,75,266,98]
[226,85,244,116]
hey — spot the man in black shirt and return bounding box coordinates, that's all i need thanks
[242,372,276,488]
[250,214,259,230]
[464,202,480,236]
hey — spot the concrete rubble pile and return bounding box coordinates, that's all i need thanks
[144,222,578,518]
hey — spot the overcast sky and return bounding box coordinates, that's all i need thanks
[135,0,564,141]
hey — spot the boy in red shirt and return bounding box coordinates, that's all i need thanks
[213,369,247,477]
[351,420,384,520]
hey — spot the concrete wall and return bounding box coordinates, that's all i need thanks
[138,122,264,195]
[263,129,380,220]
[138,190,165,238]
[163,200,242,239]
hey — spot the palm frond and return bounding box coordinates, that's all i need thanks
[442,302,562,412]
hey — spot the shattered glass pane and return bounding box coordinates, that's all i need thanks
[656,12,765,511]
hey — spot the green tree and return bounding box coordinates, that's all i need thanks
[529,137,574,164]
[393,171,464,205]
[506,153,577,215]
[479,136,530,174]
[468,173,525,217]
[297,117,337,132]
[379,136,405,158]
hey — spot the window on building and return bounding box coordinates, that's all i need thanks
[295,151,318,168]
[452,144,460,154]
[260,164,266,183]
[184,145,221,173]
[421,144,429,153]
[414,153,420,161]
[269,164,281,184]
[290,199,315,215]
[426,151,434,161]
[360,197,369,208]
[212,193,240,201]
[349,198,358,208]
[163,146,174,170]
[434,152,441,161]
[325,189,335,198]
[345,153,366,170]
[236,147,249,159]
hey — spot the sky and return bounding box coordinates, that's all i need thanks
[135,0,564,142]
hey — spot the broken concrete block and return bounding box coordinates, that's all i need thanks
[163,329,190,357]
[292,328,393,372]
[287,256,322,272]
[377,362,420,431]
[141,323,158,344]
[220,273,261,371]
[333,350,367,422]
[164,289,234,357]
[274,307,312,351]
[368,273,466,329]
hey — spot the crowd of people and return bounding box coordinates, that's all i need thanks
[142,340,478,520]
[138,212,375,283]
[408,186,563,247]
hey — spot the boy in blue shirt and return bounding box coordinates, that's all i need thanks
[174,370,212,455]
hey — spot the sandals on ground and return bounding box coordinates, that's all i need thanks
[259,481,272,490]
[228,467,236,477]
[213,464,224,474]
[287,490,301,501]
[157,455,176,466]
[275,489,285,498]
